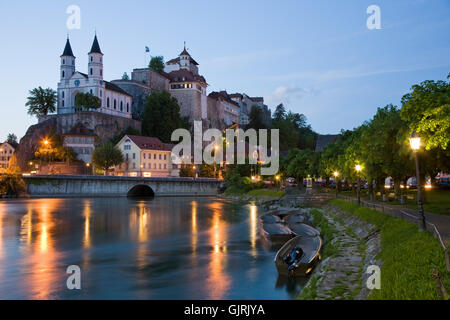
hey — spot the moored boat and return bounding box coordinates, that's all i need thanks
[261,222,294,245]
[274,235,322,277]
[283,212,306,225]
[287,223,320,237]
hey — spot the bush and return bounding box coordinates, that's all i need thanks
[0,168,26,196]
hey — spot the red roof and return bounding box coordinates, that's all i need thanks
[126,135,171,151]
[167,69,206,84]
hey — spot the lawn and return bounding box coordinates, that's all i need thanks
[330,198,449,300]
[327,188,450,215]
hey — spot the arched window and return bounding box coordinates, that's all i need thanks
[90,68,93,75]
[62,91,65,98]
[107,97,110,108]
[114,99,117,109]
[63,59,65,64]
[91,56,93,62]
[62,71,65,78]
[127,103,129,113]
[120,101,123,112]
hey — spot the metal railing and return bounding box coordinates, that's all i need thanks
[336,194,450,273]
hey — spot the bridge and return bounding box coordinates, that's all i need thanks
[23,175,221,197]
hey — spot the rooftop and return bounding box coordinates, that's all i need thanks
[125,135,171,151]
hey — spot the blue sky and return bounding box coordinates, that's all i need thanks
[0,0,449,140]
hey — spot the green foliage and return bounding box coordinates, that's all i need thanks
[92,142,124,174]
[401,77,450,151]
[285,149,320,181]
[0,167,26,196]
[74,92,101,110]
[246,105,267,130]
[199,163,215,178]
[26,87,57,117]
[179,165,194,177]
[142,91,188,142]
[6,133,18,146]
[34,130,76,162]
[331,199,450,300]
[149,56,165,74]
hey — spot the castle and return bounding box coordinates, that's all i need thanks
[56,35,271,131]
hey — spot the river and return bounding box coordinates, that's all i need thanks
[0,197,305,299]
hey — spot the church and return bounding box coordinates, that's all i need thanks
[57,35,132,119]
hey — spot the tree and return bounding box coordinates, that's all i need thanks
[179,165,194,177]
[199,163,215,178]
[0,167,26,196]
[401,76,450,151]
[6,134,18,146]
[33,129,76,163]
[26,87,57,117]
[273,103,287,121]
[247,105,266,130]
[149,56,165,74]
[92,142,124,175]
[75,92,101,111]
[142,91,187,142]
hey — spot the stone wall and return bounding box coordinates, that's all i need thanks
[170,88,203,122]
[111,80,151,119]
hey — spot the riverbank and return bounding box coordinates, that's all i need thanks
[222,188,286,204]
[299,199,449,300]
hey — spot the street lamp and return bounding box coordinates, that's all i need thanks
[410,131,426,231]
[334,171,339,197]
[355,164,362,205]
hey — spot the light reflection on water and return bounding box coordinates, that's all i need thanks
[0,197,305,300]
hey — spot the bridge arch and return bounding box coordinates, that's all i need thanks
[127,184,155,198]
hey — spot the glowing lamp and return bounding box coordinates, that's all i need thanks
[355,164,362,172]
[409,131,421,151]
[333,171,339,178]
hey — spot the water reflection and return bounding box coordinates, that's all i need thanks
[0,197,304,300]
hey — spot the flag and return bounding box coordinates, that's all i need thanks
[145,46,150,53]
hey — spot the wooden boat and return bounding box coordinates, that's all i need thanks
[260,213,282,224]
[283,212,306,225]
[261,222,294,245]
[274,235,322,277]
[287,223,320,238]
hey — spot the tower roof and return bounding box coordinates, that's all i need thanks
[61,38,75,57]
[89,35,103,54]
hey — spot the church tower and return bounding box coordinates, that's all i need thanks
[60,37,75,81]
[88,34,103,81]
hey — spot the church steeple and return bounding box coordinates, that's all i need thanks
[89,34,102,54]
[60,36,75,81]
[61,37,75,57]
[88,34,104,81]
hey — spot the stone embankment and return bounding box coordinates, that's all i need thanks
[298,204,381,300]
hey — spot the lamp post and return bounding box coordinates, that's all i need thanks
[410,131,426,231]
[355,164,362,205]
[334,171,339,198]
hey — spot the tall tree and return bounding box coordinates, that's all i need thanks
[26,87,57,117]
[142,90,186,142]
[92,142,124,175]
[149,56,165,74]
[273,103,287,121]
[401,76,450,151]
[6,134,18,146]
[246,105,266,130]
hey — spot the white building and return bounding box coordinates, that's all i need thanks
[0,142,15,170]
[62,123,97,164]
[57,35,132,119]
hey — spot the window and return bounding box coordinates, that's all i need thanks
[63,59,65,64]
[159,164,161,169]
[126,154,129,161]
[62,100,64,107]
[107,97,110,108]
[90,68,93,75]
[127,103,129,113]
[164,155,167,160]
[143,163,146,169]
[164,164,167,169]
[133,163,136,169]
[143,153,146,159]
[133,153,136,159]
[90,89,93,94]
[100,90,102,97]
[124,145,131,151]
[120,101,123,112]
[154,154,156,160]
[114,99,117,109]
[100,69,102,76]
[159,154,161,160]
[62,91,65,98]
[62,71,65,78]
[91,56,93,62]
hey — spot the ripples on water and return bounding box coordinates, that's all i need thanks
[0,197,306,299]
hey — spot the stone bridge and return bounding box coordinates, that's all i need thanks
[23,175,221,197]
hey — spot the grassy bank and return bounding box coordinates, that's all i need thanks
[330,198,449,300]
[327,189,449,215]
[224,187,285,201]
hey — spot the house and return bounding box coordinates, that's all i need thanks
[114,135,176,177]
[0,142,15,170]
[62,123,97,164]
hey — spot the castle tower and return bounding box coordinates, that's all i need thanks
[88,34,103,81]
[60,37,75,81]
